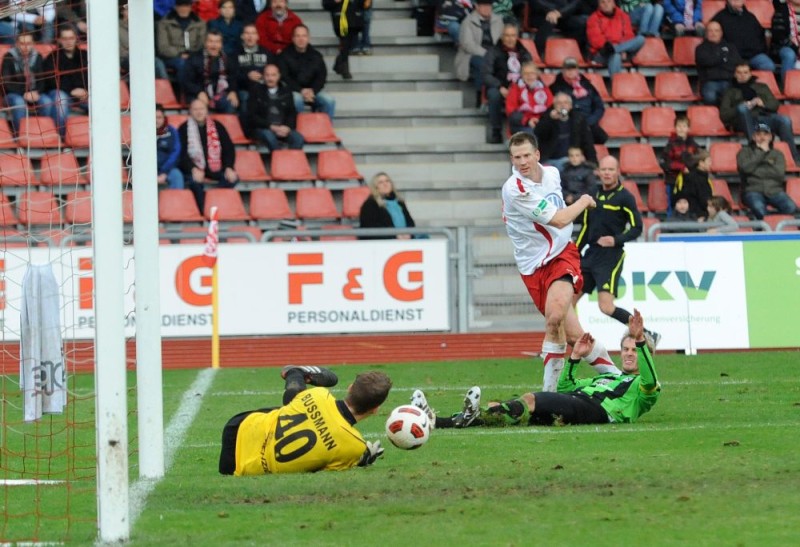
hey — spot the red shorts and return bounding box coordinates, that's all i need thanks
[520,241,584,315]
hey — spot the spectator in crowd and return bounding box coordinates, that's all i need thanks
[672,150,714,220]
[156,0,207,89]
[184,29,240,113]
[236,23,271,113]
[505,61,552,139]
[359,172,417,239]
[769,0,800,86]
[156,104,184,189]
[660,115,700,209]
[6,0,56,44]
[671,197,697,219]
[154,0,177,21]
[436,0,473,42]
[560,146,599,206]
[695,21,742,105]
[619,0,664,37]
[120,3,169,80]
[323,0,368,80]
[256,0,302,54]
[236,0,269,24]
[586,0,645,75]
[1,32,53,133]
[43,25,89,134]
[178,98,239,210]
[720,62,800,161]
[454,0,503,103]
[482,22,531,144]
[712,0,780,71]
[663,0,704,36]
[56,0,88,36]
[193,0,220,21]
[352,0,373,55]
[209,0,245,56]
[527,0,592,56]
[704,195,739,232]
[279,24,335,119]
[534,92,597,171]
[549,57,608,144]
[736,123,799,218]
[246,63,304,150]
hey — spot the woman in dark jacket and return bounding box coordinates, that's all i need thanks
[359,172,416,239]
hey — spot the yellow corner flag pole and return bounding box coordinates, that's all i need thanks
[203,207,220,368]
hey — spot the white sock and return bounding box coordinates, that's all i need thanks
[585,339,621,376]
[541,341,566,392]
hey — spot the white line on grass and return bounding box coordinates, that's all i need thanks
[128,368,217,530]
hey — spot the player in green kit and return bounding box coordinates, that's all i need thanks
[219,366,391,475]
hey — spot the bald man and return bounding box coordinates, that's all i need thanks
[695,21,742,106]
[574,156,660,347]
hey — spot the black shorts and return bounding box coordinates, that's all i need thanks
[580,246,626,296]
[528,392,609,426]
[218,407,277,475]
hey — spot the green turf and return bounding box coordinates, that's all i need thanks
[4,351,800,545]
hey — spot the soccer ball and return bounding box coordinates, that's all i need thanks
[385,404,430,450]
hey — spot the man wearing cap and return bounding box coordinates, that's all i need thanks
[736,124,798,219]
[454,0,503,103]
[549,57,607,145]
[720,62,800,162]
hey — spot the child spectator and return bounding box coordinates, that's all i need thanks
[705,195,738,232]
[660,115,700,212]
[560,146,599,205]
[671,197,696,220]
[672,150,713,220]
[505,61,552,136]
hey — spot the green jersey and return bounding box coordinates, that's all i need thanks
[557,341,660,423]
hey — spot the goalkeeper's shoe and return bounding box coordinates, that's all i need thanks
[280,365,338,387]
[645,329,661,350]
[452,386,481,428]
[410,389,437,429]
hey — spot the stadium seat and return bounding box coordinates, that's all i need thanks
[702,0,725,24]
[709,141,741,174]
[295,187,340,221]
[686,105,731,136]
[211,114,251,145]
[640,107,676,137]
[64,190,93,225]
[583,72,611,102]
[654,72,699,102]
[752,70,784,99]
[342,185,371,220]
[174,225,209,245]
[17,191,62,226]
[711,179,740,211]
[34,43,54,58]
[120,80,130,110]
[787,177,800,207]
[672,36,703,66]
[203,188,251,221]
[122,189,134,223]
[619,143,662,175]
[772,141,800,172]
[544,38,586,68]
[0,193,19,227]
[249,188,294,224]
[296,112,341,144]
[777,104,800,135]
[64,115,90,149]
[641,215,660,241]
[539,72,556,87]
[39,152,87,186]
[168,113,188,128]
[732,215,753,231]
[158,189,204,223]
[632,37,674,67]
[316,149,364,181]
[611,72,654,102]
[319,224,356,241]
[121,115,132,146]
[748,0,774,28]
[270,150,315,182]
[646,179,669,215]
[783,70,800,100]
[621,180,648,212]
[222,224,263,243]
[519,38,543,64]
[155,78,184,110]
[234,149,270,182]
[599,107,641,138]
[17,116,61,149]
[762,214,796,231]
[594,143,610,161]
[0,154,36,187]
[0,118,15,149]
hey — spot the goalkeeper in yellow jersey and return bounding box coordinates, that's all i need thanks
[219,367,392,475]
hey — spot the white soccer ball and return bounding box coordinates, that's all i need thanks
[385,404,431,450]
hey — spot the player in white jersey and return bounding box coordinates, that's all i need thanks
[502,132,620,391]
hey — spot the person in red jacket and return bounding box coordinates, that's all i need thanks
[505,62,553,136]
[193,0,220,21]
[586,0,644,75]
[255,0,303,54]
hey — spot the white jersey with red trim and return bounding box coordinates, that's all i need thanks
[502,165,571,275]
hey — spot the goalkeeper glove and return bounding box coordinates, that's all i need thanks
[358,441,384,467]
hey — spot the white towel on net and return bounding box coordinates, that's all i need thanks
[20,264,66,422]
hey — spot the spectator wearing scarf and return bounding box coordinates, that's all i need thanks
[256,0,303,54]
[505,62,552,135]
[549,57,608,144]
[534,92,598,172]
[184,29,240,113]
[0,32,53,132]
[358,172,417,240]
[178,99,239,210]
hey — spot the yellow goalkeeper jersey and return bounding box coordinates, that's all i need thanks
[234,387,367,475]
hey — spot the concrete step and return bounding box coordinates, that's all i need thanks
[352,150,506,164]
[468,310,544,333]
[313,36,450,50]
[293,0,413,11]
[472,275,528,297]
[471,234,517,265]
[325,53,440,75]
[335,125,485,146]
[334,89,460,112]
[411,198,499,226]
[346,142,506,155]
[326,78,462,93]
[305,17,416,42]
[357,161,508,187]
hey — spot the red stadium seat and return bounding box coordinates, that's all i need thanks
[168,113,188,129]
[786,177,800,207]
[752,70,784,99]
[599,107,641,138]
[0,118,16,148]
[620,143,662,175]
[633,37,674,67]
[0,154,36,187]
[709,141,741,174]
[773,141,800,172]
[519,38,543,65]
[17,116,61,149]
[203,188,251,221]
[39,152,87,186]
[120,80,130,110]
[748,0,774,28]
[646,179,669,215]
[223,224,263,243]
[121,115,132,146]
[777,104,800,135]
[234,149,270,182]
[296,112,341,144]
[622,180,648,212]
[122,190,134,223]
[672,36,703,66]
[711,179,740,211]
[0,193,19,227]
[594,144,610,161]
[783,70,800,100]
[17,191,62,226]
[611,72,654,102]
[249,188,294,223]
[342,185,372,220]
[544,38,587,68]
[762,214,796,231]
[702,0,725,24]
[641,107,677,138]
[270,150,314,182]
[211,114,251,145]
[319,224,357,241]
[316,149,364,181]
[155,78,184,110]
[654,72,699,102]
[158,189,204,223]
[64,116,90,149]
[686,106,731,136]
[295,187,340,221]
[583,72,611,102]
[64,190,93,225]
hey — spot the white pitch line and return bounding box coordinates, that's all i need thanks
[128,368,217,530]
